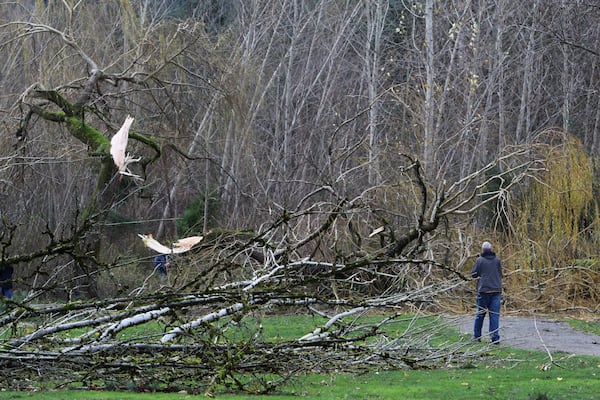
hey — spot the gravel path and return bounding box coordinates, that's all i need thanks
[449,314,600,357]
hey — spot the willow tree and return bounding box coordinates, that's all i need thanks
[510,129,599,308]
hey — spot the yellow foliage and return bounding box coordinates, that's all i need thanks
[529,134,592,251]
[508,130,600,309]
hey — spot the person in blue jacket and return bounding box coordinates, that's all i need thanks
[471,241,502,343]
[153,254,172,277]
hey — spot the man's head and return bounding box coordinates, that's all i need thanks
[482,241,492,251]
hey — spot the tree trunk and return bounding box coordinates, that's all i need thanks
[423,0,436,176]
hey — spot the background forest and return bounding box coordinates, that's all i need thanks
[1,0,600,308]
[0,0,599,391]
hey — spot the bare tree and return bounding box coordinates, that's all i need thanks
[0,0,598,393]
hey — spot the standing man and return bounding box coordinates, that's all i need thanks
[471,241,502,343]
[153,254,172,278]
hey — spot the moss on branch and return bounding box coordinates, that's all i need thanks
[65,116,110,154]
[29,104,67,122]
[29,88,160,162]
[129,130,162,161]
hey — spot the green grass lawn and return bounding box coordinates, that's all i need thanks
[567,318,600,336]
[2,315,600,399]
[4,351,598,400]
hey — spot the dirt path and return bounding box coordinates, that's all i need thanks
[449,314,600,357]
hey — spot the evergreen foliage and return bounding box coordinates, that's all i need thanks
[177,191,219,235]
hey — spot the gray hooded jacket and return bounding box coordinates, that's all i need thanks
[471,250,502,293]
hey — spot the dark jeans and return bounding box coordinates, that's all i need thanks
[474,292,501,342]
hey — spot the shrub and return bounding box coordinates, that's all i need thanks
[177,191,219,235]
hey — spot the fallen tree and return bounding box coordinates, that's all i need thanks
[0,144,548,393]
